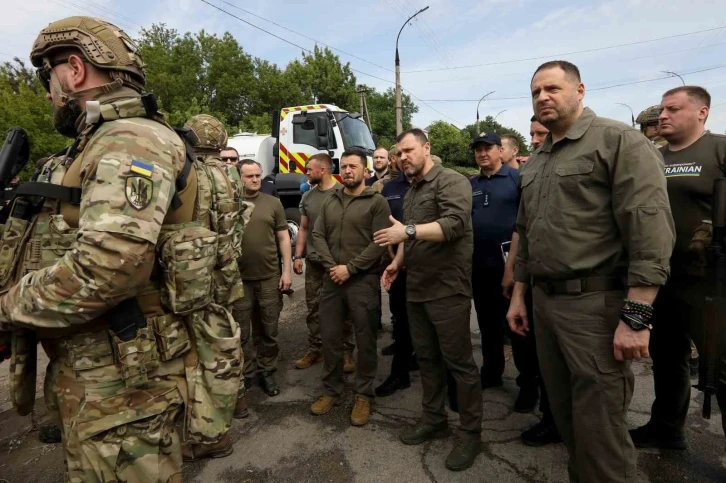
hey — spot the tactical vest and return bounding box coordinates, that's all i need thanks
[2,95,216,417]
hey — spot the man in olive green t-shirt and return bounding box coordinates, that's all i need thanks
[293,153,356,372]
[234,160,293,397]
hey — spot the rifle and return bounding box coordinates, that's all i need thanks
[701,177,726,418]
[0,128,31,223]
[0,128,30,362]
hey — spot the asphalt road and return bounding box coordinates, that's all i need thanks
[1,272,725,482]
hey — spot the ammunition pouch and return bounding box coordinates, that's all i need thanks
[0,216,33,289]
[150,313,192,362]
[111,323,160,388]
[157,223,218,315]
[184,303,241,444]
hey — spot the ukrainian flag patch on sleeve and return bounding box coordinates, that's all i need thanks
[130,160,154,178]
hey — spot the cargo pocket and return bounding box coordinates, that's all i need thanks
[593,353,632,418]
[150,313,191,362]
[157,223,218,314]
[185,304,241,443]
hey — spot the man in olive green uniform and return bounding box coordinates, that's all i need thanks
[631,86,726,449]
[636,105,668,148]
[235,160,292,397]
[507,61,675,483]
[0,17,202,482]
[375,129,483,472]
[310,149,390,426]
[293,153,355,373]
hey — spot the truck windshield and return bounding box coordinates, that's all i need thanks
[336,114,375,152]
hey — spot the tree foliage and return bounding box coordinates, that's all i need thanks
[427,121,472,166]
[0,59,68,180]
[365,87,417,148]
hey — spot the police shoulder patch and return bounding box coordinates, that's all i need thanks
[125,175,154,210]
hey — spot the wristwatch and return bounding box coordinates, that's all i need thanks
[405,224,416,240]
[292,256,303,261]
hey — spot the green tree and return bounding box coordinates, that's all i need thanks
[0,59,68,180]
[138,24,257,127]
[464,116,530,156]
[286,46,357,111]
[427,121,472,166]
[366,87,418,147]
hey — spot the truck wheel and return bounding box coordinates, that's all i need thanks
[285,207,301,248]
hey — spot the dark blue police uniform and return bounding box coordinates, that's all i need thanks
[377,173,415,392]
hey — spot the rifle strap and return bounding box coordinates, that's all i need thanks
[14,182,82,205]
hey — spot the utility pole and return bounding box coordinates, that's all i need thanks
[357,84,371,128]
[395,6,429,135]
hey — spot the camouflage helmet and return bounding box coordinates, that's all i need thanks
[635,105,661,126]
[30,16,146,93]
[184,114,228,152]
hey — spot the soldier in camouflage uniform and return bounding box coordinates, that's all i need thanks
[179,114,254,461]
[637,105,668,148]
[0,17,213,482]
[371,146,400,193]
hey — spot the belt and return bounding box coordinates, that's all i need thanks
[532,276,624,295]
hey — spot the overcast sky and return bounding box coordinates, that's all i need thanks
[4,0,726,140]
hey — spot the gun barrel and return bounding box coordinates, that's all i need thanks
[0,128,30,184]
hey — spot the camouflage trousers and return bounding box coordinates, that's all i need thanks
[305,260,355,353]
[234,276,282,378]
[47,332,186,483]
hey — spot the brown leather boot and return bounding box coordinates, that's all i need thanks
[295,350,323,369]
[343,351,355,374]
[234,395,249,419]
[350,396,371,426]
[181,434,234,462]
[310,395,342,415]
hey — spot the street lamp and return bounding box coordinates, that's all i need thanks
[475,91,495,133]
[395,5,429,135]
[493,109,508,123]
[615,102,635,127]
[661,70,685,86]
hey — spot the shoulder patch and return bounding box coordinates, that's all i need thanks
[125,176,154,210]
[131,159,154,178]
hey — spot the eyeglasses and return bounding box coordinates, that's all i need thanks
[36,57,87,92]
[221,156,239,162]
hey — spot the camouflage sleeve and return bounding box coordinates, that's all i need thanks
[0,120,179,330]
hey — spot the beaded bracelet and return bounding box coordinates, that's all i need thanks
[623,299,654,319]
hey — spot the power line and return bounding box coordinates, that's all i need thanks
[418,64,726,102]
[199,0,465,127]
[403,25,726,73]
[218,0,392,73]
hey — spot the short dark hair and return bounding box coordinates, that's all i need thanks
[662,85,711,108]
[308,152,332,168]
[532,60,581,84]
[500,134,519,149]
[341,148,368,166]
[396,128,428,145]
[221,146,239,156]
[237,158,260,170]
[530,115,537,123]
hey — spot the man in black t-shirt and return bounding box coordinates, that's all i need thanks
[631,85,726,450]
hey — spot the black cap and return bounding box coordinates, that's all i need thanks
[470,131,502,148]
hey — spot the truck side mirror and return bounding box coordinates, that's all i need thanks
[314,118,331,150]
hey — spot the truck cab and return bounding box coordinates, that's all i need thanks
[227,104,375,248]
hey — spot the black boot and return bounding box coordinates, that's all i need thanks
[629,422,687,450]
[260,372,280,397]
[375,374,411,397]
[514,382,539,413]
[521,418,562,447]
